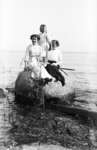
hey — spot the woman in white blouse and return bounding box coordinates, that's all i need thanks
[46,40,65,86]
[48,40,62,66]
[24,34,53,80]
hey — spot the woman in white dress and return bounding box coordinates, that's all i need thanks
[24,34,53,80]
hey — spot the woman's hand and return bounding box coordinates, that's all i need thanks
[24,60,29,68]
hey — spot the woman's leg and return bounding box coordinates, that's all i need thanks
[57,71,65,86]
[45,64,59,80]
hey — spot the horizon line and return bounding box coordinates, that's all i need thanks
[0,50,97,54]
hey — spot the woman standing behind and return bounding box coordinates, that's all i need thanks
[39,24,50,63]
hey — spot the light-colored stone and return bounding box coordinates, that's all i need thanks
[22,144,71,150]
[44,81,74,100]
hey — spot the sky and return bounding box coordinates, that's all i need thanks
[0,0,97,70]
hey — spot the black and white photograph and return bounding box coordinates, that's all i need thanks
[0,0,97,149]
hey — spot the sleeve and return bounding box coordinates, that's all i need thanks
[46,35,51,50]
[46,35,50,45]
[40,46,43,56]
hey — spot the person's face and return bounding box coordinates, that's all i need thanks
[43,26,47,33]
[32,37,37,45]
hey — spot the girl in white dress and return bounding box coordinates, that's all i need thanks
[39,24,50,63]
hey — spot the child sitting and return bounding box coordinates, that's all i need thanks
[45,40,65,86]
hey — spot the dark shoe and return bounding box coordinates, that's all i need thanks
[39,78,52,86]
[61,80,65,86]
[44,78,52,85]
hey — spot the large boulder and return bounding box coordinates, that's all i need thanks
[15,70,75,104]
[43,81,75,103]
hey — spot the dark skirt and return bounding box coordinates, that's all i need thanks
[45,64,65,86]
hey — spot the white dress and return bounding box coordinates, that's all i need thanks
[25,44,53,79]
[39,33,50,58]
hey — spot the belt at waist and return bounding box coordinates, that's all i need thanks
[48,60,56,64]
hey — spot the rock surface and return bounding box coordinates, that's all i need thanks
[22,144,71,150]
[0,88,6,98]
[5,70,97,120]
[14,70,75,104]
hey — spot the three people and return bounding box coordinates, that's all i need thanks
[24,24,65,86]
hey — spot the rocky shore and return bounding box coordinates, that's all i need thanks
[0,70,97,150]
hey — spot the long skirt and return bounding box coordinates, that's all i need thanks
[45,64,65,86]
[28,58,53,79]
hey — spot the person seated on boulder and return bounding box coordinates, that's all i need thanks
[38,24,50,63]
[45,40,65,86]
[24,34,54,84]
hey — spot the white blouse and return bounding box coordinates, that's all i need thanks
[48,48,62,65]
[25,44,42,59]
[24,44,43,66]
